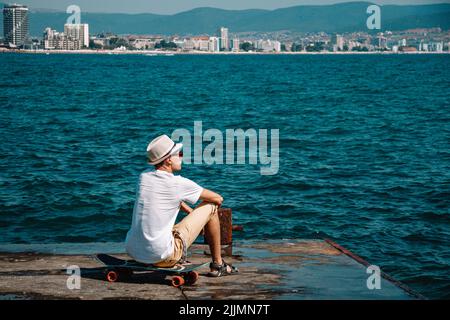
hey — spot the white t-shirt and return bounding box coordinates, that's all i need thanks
[125,169,203,264]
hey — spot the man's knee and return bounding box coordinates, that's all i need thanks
[207,203,218,215]
[204,203,219,221]
[196,201,219,212]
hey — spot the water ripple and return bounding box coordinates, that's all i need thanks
[0,53,449,298]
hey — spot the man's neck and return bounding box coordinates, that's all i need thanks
[156,167,173,174]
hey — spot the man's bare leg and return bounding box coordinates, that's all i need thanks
[203,206,232,273]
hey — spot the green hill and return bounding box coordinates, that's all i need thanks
[1,2,449,36]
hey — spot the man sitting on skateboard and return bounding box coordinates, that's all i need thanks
[125,134,238,277]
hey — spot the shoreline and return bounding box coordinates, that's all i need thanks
[1,48,450,55]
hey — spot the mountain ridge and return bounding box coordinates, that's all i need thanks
[1,2,449,36]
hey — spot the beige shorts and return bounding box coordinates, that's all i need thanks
[153,202,218,268]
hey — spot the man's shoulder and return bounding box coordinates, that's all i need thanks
[138,169,160,183]
[174,175,202,189]
[174,174,190,182]
[139,168,155,177]
[138,170,197,185]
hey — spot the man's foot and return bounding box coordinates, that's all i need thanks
[207,260,239,277]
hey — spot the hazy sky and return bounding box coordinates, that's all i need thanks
[15,0,450,14]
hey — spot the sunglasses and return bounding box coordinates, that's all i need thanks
[172,151,183,157]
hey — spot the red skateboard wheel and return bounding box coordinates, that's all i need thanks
[186,271,199,285]
[171,276,185,287]
[106,270,118,282]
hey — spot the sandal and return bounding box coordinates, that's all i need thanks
[207,260,239,277]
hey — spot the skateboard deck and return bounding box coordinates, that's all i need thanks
[95,253,209,287]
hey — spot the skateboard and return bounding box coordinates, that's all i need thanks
[95,253,209,287]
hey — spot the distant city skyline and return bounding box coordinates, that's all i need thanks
[9,0,450,15]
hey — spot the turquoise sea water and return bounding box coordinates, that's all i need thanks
[0,53,449,298]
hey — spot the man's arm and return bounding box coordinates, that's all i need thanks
[199,188,223,206]
[180,188,223,214]
[180,201,193,214]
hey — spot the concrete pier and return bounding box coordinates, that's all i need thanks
[0,239,423,300]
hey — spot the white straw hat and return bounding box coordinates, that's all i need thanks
[146,135,183,165]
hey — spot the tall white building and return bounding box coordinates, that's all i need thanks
[219,27,229,51]
[231,38,240,52]
[44,23,89,50]
[44,27,81,50]
[64,24,89,48]
[208,36,220,52]
[3,3,29,47]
